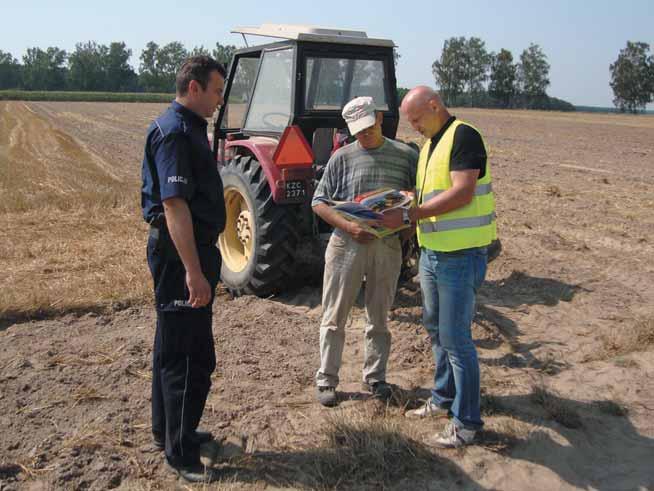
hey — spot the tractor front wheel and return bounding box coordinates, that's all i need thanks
[218,155,298,296]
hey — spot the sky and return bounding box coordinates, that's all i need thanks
[2,0,653,108]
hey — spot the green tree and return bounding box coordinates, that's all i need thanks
[432,37,467,106]
[139,41,188,92]
[517,43,550,105]
[397,86,409,103]
[462,37,491,106]
[212,42,237,68]
[158,42,188,91]
[105,42,138,92]
[190,45,210,57]
[0,50,21,89]
[489,49,517,107]
[68,41,108,91]
[22,47,68,90]
[138,41,160,92]
[610,41,654,113]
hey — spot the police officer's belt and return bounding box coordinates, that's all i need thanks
[149,214,217,245]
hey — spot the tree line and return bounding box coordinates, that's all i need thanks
[0,41,236,93]
[431,37,573,111]
[1,39,652,112]
[432,37,654,113]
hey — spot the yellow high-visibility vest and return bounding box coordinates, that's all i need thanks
[416,120,496,252]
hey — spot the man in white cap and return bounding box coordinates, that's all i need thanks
[311,96,418,407]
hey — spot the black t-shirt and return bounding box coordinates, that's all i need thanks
[429,116,487,179]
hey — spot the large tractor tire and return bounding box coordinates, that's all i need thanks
[218,155,298,297]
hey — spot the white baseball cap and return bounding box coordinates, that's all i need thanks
[342,96,377,135]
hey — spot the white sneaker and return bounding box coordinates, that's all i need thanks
[427,421,476,448]
[405,399,449,419]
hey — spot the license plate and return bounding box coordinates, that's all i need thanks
[285,180,306,199]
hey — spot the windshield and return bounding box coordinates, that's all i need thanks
[223,56,259,129]
[243,48,293,132]
[305,57,389,111]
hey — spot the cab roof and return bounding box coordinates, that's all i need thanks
[231,23,395,48]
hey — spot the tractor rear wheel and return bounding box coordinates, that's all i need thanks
[218,155,298,296]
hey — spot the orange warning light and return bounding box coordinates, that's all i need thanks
[272,126,314,167]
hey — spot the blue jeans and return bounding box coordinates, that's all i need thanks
[419,246,487,431]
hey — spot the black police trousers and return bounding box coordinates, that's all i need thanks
[146,227,221,467]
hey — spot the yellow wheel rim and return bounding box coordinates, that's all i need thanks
[219,186,254,273]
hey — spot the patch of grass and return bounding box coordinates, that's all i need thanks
[598,316,654,359]
[478,417,528,454]
[387,382,431,411]
[530,385,583,429]
[319,408,434,485]
[48,345,126,368]
[251,406,441,489]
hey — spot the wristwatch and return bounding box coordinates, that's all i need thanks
[402,208,411,225]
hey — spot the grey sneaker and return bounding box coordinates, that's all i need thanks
[317,386,337,407]
[426,421,476,448]
[362,381,393,401]
[405,399,449,419]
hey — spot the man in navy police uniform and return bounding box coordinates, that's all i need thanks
[141,56,226,483]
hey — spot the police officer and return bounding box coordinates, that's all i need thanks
[141,56,226,483]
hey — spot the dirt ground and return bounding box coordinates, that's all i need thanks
[1,101,653,490]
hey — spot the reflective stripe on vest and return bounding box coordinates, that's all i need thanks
[422,182,493,202]
[419,212,496,234]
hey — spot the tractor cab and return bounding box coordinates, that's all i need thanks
[213,24,399,296]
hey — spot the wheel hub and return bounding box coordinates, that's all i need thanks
[236,211,252,247]
[219,186,255,273]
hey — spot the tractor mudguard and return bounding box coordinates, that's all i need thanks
[226,137,314,204]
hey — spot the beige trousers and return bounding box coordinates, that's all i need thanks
[316,232,403,388]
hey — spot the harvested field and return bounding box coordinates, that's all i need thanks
[1,101,653,490]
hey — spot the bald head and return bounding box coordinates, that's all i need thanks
[401,86,444,112]
[400,86,450,138]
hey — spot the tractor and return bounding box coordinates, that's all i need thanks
[212,24,402,296]
[212,24,500,296]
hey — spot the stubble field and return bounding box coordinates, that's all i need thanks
[0,101,653,490]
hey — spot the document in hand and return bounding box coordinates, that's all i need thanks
[326,188,414,238]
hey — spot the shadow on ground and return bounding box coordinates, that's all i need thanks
[480,389,654,491]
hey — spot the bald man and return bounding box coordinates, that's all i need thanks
[382,87,496,448]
